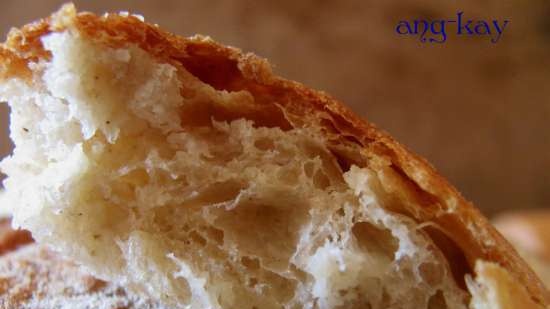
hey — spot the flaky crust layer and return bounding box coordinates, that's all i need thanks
[0,4,547,307]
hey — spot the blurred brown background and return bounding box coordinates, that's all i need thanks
[0,0,549,216]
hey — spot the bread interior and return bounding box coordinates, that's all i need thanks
[0,30,469,309]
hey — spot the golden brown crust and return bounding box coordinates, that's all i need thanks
[0,3,547,307]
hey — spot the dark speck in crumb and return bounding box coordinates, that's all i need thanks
[23,128,29,132]
[106,121,111,124]
[93,234,101,239]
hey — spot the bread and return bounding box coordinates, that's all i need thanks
[0,218,166,309]
[494,211,550,288]
[0,4,547,309]
[0,218,541,309]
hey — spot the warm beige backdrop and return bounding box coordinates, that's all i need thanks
[0,0,549,215]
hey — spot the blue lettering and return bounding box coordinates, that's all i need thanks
[414,20,430,42]
[430,20,447,43]
[396,21,413,35]
[395,12,509,43]
[457,12,474,35]
[492,20,509,43]
[474,21,491,35]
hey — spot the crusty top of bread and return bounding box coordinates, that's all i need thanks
[0,4,547,308]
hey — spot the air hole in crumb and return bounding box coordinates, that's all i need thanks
[241,256,261,270]
[248,277,258,287]
[213,192,309,271]
[330,149,352,173]
[303,161,315,178]
[254,138,275,151]
[153,207,179,233]
[427,290,448,309]
[352,222,398,259]
[118,168,150,188]
[422,224,472,290]
[189,230,207,247]
[173,276,192,301]
[204,226,225,245]
[313,170,331,189]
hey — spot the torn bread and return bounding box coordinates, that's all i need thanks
[495,210,550,288]
[0,219,542,309]
[0,218,164,309]
[0,4,547,309]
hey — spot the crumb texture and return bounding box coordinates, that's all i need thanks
[1,30,472,309]
[0,242,166,309]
